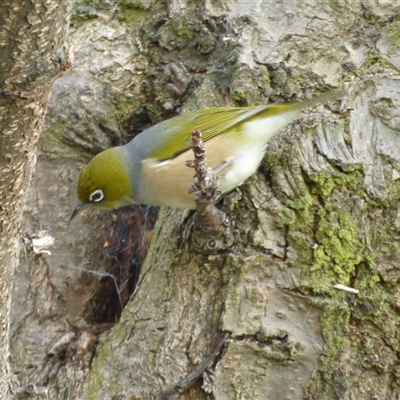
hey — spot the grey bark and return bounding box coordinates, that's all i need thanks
[10,1,400,400]
[0,0,73,398]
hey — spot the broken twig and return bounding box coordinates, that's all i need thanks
[185,129,233,253]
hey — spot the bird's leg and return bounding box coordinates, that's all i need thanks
[185,129,233,253]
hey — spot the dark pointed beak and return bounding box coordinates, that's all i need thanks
[70,202,87,222]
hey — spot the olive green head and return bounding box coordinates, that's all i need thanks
[71,148,134,219]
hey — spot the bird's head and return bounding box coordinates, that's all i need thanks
[71,148,134,220]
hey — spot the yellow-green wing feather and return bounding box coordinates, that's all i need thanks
[151,104,290,161]
[150,91,339,161]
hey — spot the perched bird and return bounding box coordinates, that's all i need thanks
[71,92,337,219]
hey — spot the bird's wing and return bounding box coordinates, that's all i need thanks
[146,90,339,162]
[150,104,288,162]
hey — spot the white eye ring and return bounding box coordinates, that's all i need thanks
[89,189,104,203]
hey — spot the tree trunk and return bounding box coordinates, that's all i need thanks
[0,0,73,397]
[10,1,400,399]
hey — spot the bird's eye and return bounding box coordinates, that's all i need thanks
[89,189,104,203]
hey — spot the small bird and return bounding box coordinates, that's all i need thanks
[71,92,337,219]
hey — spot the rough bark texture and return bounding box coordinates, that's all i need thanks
[9,0,400,399]
[0,0,73,397]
